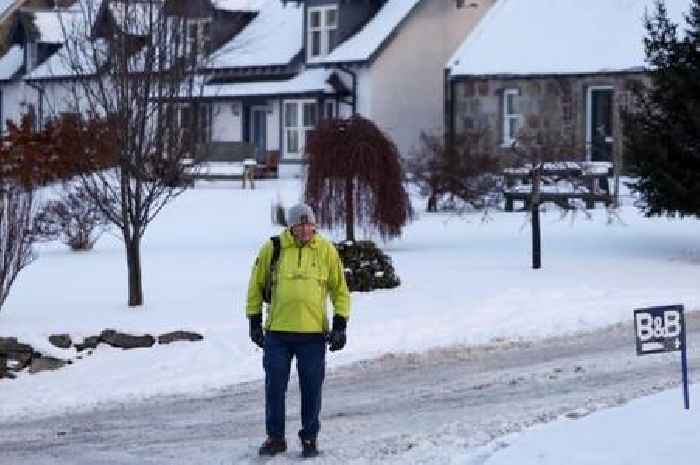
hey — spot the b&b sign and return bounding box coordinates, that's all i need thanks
[634,304,690,410]
[634,305,684,355]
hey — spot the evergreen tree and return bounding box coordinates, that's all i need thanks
[624,0,700,217]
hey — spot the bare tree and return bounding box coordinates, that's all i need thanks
[405,129,501,213]
[46,0,217,306]
[0,118,38,313]
[510,128,590,269]
[0,183,35,312]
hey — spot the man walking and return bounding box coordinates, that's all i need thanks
[246,203,351,458]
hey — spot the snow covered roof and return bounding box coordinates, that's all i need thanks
[320,0,422,64]
[31,11,79,44]
[210,0,302,69]
[0,44,23,80]
[448,0,690,77]
[28,39,108,79]
[203,67,333,98]
[212,0,265,12]
[0,0,18,21]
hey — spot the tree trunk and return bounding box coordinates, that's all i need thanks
[345,177,355,242]
[125,235,144,307]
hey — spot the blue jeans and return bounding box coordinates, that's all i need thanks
[263,332,326,440]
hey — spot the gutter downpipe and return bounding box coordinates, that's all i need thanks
[335,64,357,115]
[445,68,455,149]
[333,64,358,241]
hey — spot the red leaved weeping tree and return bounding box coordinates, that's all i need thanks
[305,115,411,241]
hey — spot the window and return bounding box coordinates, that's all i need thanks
[323,100,336,119]
[502,88,521,146]
[307,5,338,61]
[284,100,318,157]
[185,18,211,60]
[26,104,37,131]
[177,103,211,149]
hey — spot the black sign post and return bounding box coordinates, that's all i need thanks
[634,305,689,410]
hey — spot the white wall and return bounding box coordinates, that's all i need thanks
[0,81,38,130]
[211,98,279,149]
[367,0,496,156]
[211,101,242,142]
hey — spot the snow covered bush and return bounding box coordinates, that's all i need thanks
[336,240,400,292]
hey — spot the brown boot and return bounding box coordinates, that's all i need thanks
[258,437,287,456]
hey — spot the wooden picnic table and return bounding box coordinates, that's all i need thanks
[503,163,613,211]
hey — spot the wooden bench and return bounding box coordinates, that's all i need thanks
[181,142,281,184]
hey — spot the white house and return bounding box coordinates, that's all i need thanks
[0,0,496,178]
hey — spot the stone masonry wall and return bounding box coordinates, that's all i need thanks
[451,73,647,170]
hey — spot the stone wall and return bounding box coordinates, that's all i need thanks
[450,73,647,170]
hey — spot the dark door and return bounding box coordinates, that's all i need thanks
[251,108,267,159]
[590,89,614,162]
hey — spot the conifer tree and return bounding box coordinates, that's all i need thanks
[624,0,700,217]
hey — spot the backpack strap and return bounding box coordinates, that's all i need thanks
[263,236,281,304]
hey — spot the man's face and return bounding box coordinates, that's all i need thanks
[291,223,316,244]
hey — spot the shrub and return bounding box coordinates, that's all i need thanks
[336,240,400,292]
[34,185,110,251]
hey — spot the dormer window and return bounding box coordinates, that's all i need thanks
[307,5,338,61]
[185,18,211,59]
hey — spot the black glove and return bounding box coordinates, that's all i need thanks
[328,315,347,352]
[249,314,264,348]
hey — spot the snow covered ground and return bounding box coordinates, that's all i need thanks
[480,384,699,465]
[0,178,699,463]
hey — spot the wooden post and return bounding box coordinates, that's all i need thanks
[505,194,514,212]
[585,195,594,209]
[531,166,542,270]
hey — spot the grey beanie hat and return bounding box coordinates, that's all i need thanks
[287,203,316,227]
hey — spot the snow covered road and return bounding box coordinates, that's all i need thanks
[1,313,698,465]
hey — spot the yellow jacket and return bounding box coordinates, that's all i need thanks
[246,229,350,332]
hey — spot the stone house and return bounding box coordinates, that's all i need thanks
[445,0,688,171]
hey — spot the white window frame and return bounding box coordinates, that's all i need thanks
[283,99,318,159]
[586,85,614,161]
[307,5,338,62]
[502,88,521,147]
